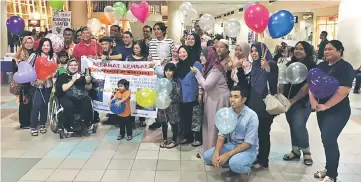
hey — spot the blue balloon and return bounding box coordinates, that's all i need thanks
[215,107,237,135]
[268,10,295,39]
[110,98,126,114]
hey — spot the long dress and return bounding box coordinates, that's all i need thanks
[195,69,230,156]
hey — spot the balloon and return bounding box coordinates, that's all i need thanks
[6,16,25,36]
[130,1,150,23]
[104,6,115,23]
[113,2,127,17]
[215,107,237,135]
[49,0,64,11]
[100,14,113,25]
[110,98,126,114]
[199,14,215,32]
[286,62,308,84]
[126,10,138,23]
[154,66,164,78]
[179,2,192,15]
[187,8,198,19]
[244,2,254,12]
[307,68,339,99]
[136,88,157,108]
[278,63,289,84]
[45,33,64,53]
[156,78,172,94]
[13,62,37,84]
[157,42,171,61]
[156,93,172,109]
[268,10,295,39]
[34,57,58,81]
[87,18,101,36]
[224,19,241,37]
[244,4,270,33]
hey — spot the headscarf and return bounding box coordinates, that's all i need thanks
[172,45,180,62]
[14,36,35,63]
[187,33,201,62]
[66,59,80,76]
[231,42,251,83]
[176,46,195,79]
[250,42,273,94]
[202,47,227,80]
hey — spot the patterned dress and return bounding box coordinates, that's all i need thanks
[191,87,203,132]
[157,79,181,124]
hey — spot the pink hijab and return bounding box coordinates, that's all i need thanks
[231,42,252,83]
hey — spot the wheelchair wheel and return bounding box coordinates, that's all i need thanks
[49,98,60,133]
[59,129,64,139]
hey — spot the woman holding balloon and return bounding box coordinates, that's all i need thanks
[310,40,355,182]
[282,41,316,166]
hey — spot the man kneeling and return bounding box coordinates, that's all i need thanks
[203,85,259,182]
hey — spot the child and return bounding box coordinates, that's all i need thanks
[57,51,69,76]
[112,79,132,140]
[158,63,182,149]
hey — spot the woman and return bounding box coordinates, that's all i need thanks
[216,39,233,89]
[246,42,278,170]
[55,59,93,132]
[187,33,202,62]
[230,42,252,87]
[12,36,35,129]
[190,47,230,156]
[282,41,317,166]
[171,45,180,63]
[312,40,355,182]
[126,40,149,62]
[176,46,203,145]
[27,38,57,136]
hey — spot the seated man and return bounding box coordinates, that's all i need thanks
[203,85,259,182]
[354,65,361,94]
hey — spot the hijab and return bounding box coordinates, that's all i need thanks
[187,33,201,62]
[250,42,273,94]
[233,42,252,73]
[66,59,80,76]
[202,47,227,80]
[176,46,195,79]
[14,36,35,63]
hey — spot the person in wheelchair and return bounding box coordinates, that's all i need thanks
[55,59,93,133]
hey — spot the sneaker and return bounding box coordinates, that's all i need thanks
[314,169,327,178]
[39,125,47,134]
[31,128,38,136]
[321,176,335,182]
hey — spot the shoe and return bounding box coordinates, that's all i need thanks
[31,128,38,136]
[191,141,202,147]
[314,169,327,178]
[20,126,30,129]
[148,122,161,130]
[321,176,335,182]
[39,125,47,134]
[354,90,360,94]
[239,173,250,182]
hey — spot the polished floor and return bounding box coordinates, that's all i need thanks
[1,84,361,182]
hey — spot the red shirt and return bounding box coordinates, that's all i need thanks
[73,40,102,71]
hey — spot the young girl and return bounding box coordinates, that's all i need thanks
[158,63,182,149]
[112,79,133,141]
[57,51,69,76]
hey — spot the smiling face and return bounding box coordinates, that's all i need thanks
[251,46,260,61]
[165,69,174,79]
[324,43,342,62]
[178,47,188,61]
[200,55,207,65]
[187,35,195,47]
[24,38,34,50]
[153,25,164,39]
[101,41,111,52]
[68,61,79,73]
[234,45,243,58]
[82,29,91,42]
[294,43,306,60]
[133,44,141,56]
[42,40,51,54]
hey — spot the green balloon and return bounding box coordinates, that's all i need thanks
[49,0,64,11]
[113,2,126,17]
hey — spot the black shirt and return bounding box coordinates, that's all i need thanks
[317,39,328,59]
[55,73,86,98]
[102,48,121,56]
[317,59,355,112]
[116,46,133,61]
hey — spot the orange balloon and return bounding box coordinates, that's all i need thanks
[100,14,112,25]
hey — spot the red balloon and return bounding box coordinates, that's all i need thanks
[35,57,58,81]
[244,4,270,33]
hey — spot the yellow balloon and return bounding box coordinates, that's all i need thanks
[136,88,157,108]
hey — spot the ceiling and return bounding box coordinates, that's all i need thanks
[191,1,249,16]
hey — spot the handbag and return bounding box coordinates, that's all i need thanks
[10,80,21,96]
[65,85,88,100]
[264,81,291,115]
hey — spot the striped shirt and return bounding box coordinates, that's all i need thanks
[149,38,175,67]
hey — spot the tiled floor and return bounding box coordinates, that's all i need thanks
[1,85,361,182]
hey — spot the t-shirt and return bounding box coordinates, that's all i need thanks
[55,73,86,98]
[125,54,148,62]
[102,48,122,57]
[57,66,67,76]
[317,59,355,112]
[113,90,131,117]
[116,46,133,61]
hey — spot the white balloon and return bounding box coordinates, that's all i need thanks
[286,62,308,84]
[87,18,101,36]
[157,42,170,61]
[156,93,172,109]
[199,14,215,31]
[126,10,137,23]
[187,8,198,19]
[224,19,240,37]
[278,63,289,84]
[179,2,192,15]
[215,107,237,134]
[156,78,172,94]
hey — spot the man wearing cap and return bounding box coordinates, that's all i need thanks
[99,36,122,62]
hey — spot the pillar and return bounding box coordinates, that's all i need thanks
[337,0,361,68]
[1,0,8,57]
[167,1,183,45]
[69,1,88,28]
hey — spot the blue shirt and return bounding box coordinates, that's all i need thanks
[219,106,259,152]
[178,61,203,103]
[116,46,133,61]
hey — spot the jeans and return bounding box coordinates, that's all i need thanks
[317,107,350,180]
[285,102,312,153]
[203,143,257,174]
[30,87,51,129]
[256,116,274,167]
[354,71,361,92]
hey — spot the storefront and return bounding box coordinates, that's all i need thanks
[315,15,338,46]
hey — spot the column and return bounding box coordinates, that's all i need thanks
[167,1,183,45]
[337,0,361,68]
[69,1,88,28]
[1,0,8,57]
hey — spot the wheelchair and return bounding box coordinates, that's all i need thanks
[48,93,98,139]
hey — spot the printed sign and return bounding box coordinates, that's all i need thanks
[52,11,71,34]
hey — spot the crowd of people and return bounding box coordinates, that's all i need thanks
[10,21,360,182]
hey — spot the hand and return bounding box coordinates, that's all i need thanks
[72,73,80,82]
[101,55,107,61]
[116,100,123,106]
[261,58,270,71]
[85,75,91,83]
[289,99,296,105]
[316,104,330,111]
[23,96,29,104]
[212,154,220,167]
[149,62,156,68]
[228,61,233,69]
[190,66,199,73]
[217,153,231,167]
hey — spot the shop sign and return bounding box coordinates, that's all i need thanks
[303,14,313,20]
[52,11,71,34]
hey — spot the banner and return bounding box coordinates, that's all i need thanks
[81,57,158,118]
[52,11,71,34]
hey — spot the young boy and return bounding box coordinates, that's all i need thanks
[112,79,132,140]
[57,51,69,76]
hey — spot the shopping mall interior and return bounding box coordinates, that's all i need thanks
[1,0,361,182]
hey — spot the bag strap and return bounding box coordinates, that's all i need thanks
[266,80,271,95]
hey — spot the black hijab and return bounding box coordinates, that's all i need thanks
[176,46,195,79]
[187,33,201,62]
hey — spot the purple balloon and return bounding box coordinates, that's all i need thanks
[13,62,37,84]
[307,68,339,99]
[6,16,25,36]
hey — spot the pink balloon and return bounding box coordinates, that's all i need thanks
[244,4,270,33]
[130,1,150,23]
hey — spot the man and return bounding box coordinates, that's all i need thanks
[308,32,313,42]
[142,25,152,46]
[99,36,122,61]
[110,25,124,50]
[203,85,259,182]
[63,28,75,57]
[317,31,329,60]
[117,31,133,61]
[73,27,102,72]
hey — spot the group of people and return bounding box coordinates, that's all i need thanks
[11,21,358,182]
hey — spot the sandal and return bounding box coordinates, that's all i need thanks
[191,141,202,147]
[283,150,301,161]
[40,126,47,134]
[314,169,327,178]
[31,129,38,136]
[117,135,123,140]
[165,141,178,149]
[252,163,267,172]
[160,140,168,148]
[179,139,188,144]
[303,152,313,166]
[126,136,133,141]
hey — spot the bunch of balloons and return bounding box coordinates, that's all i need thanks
[215,108,237,134]
[102,2,127,25]
[110,98,126,114]
[155,78,173,109]
[136,88,157,108]
[307,68,339,99]
[279,62,308,84]
[179,2,198,25]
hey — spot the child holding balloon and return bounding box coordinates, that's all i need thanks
[112,79,133,141]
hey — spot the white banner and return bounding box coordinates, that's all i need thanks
[52,11,71,34]
[81,57,158,118]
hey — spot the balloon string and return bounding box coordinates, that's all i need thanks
[38,88,46,104]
